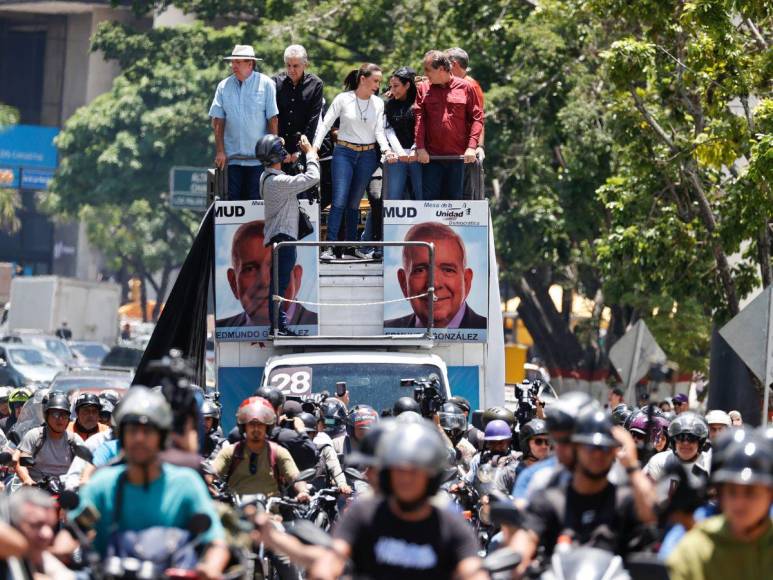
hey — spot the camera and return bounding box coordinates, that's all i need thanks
[514,379,542,427]
[400,374,446,418]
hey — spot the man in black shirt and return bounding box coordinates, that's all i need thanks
[272,44,323,161]
[309,421,485,580]
[509,410,654,572]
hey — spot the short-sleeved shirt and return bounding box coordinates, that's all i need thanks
[19,426,84,480]
[208,71,279,166]
[71,463,225,556]
[210,441,298,496]
[334,497,479,580]
[523,478,650,558]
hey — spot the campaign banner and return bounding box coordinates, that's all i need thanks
[383,200,489,342]
[214,200,320,341]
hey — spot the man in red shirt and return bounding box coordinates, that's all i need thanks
[414,50,484,200]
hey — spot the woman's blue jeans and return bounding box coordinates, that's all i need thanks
[327,146,380,241]
[384,159,423,200]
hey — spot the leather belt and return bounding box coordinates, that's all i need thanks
[336,140,376,152]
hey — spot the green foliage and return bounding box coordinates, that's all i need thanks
[0,103,21,233]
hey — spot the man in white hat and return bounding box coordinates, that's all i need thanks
[209,44,279,200]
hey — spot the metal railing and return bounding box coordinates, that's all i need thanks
[271,240,435,341]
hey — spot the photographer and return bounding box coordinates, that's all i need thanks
[255,133,320,336]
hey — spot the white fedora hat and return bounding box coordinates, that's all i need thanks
[224,44,262,61]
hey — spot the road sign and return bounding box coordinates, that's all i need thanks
[719,285,773,425]
[609,320,666,405]
[170,166,209,210]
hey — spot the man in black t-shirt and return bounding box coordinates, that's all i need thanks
[309,420,485,580]
[509,410,654,572]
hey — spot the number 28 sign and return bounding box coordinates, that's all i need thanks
[267,366,313,397]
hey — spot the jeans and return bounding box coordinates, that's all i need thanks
[268,234,297,331]
[227,164,263,200]
[384,159,423,200]
[422,159,464,200]
[327,146,380,241]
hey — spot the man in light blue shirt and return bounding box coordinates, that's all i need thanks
[209,44,279,200]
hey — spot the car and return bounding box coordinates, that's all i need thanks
[0,344,63,387]
[70,341,111,367]
[49,369,132,397]
[101,345,144,371]
[1,333,77,367]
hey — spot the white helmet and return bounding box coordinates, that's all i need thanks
[705,410,731,427]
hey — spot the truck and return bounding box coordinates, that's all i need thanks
[214,202,505,430]
[7,276,121,345]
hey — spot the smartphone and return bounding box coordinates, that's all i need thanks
[336,381,347,397]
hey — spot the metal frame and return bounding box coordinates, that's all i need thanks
[271,240,435,341]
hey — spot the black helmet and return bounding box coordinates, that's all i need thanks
[544,391,595,432]
[668,412,708,449]
[571,410,620,448]
[254,134,287,165]
[712,436,773,488]
[448,396,470,415]
[611,404,633,426]
[298,412,318,434]
[482,406,515,428]
[393,396,420,416]
[255,386,286,411]
[395,410,424,424]
[320,398,347,429]
[44,392,70,415]
[75,393,102,412]
[377,420,448,496]
[519,418,549,455]
[712,427,755,474]
[438,402,466,434]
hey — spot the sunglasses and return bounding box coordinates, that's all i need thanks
[249,452,258,475]
[674,434,700,443]
[532,438,550,446]
[48,411,69,420]
[630,431,647,441]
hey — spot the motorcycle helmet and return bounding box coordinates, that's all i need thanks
[349,405,379,429]
[712,436,773,488]
[377,421,449,495]
[571,410,620,448]
[347,419,399,467]
[611,404,633,426]
[448,396,471,416]
[201,400,221,430]
[482,406,515,428]
[484,419,513,442]
[236,396,277,427]
[393,396,420,416]
[74,393,102,412]
[255,134,288,165]
[438,402,466,436]
[114,386,173,444]
[298,412,319,435]
[668,411,708,450]
[99,389,121,407]
[628,410,671,443]
[320,398,348,431]
[705,410,732,427]
[44,391,71,415]
[0,386,10,403]
[8,387,32,409]
[254,386,286,411]
[395,410,424,424]
[519,418,549,455]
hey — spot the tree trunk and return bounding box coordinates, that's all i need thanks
[139,275,149,323]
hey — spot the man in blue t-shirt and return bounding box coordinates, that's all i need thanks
[67,387,228,580]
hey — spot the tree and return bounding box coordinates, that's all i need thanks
[0,103,21,233]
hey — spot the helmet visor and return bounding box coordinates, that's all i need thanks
[439,412,466,431]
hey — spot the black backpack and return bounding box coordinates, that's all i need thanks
[271,426,319,471]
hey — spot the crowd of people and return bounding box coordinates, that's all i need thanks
[0,372,770,579]
[210,43,485,263]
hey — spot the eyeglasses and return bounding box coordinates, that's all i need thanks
[674,433,700,443]
[48,411,69,420]
[249,453,258,475]
[532,438,550,446]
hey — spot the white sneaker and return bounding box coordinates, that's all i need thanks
[320,247,335,261]
[354,248,374,260]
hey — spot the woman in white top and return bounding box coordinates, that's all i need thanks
[313,63,396,259]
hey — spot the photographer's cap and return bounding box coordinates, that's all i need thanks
[224,45,262,61]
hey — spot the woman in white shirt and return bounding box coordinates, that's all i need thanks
[313,63,396,260]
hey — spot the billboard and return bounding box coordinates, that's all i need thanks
[383,200,489,342]
[214,200,320,341]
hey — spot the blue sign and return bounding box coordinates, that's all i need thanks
[20,168,55,190]
[0,124,59,170]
